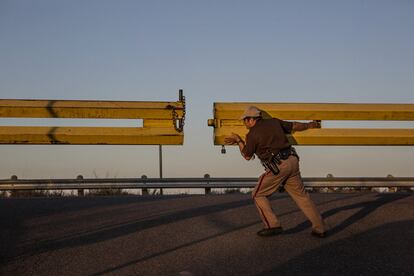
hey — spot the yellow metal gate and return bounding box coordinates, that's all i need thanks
[208,102,414,145]
[0,91,185,145]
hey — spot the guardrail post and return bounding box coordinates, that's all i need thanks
[387,174,395,192]
[204,174,211,194]
[10,175,17,195]
[76,175,84,196]
[141,175,148,195]
[159,145,163,195]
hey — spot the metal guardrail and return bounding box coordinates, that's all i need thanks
[1,176,413,191]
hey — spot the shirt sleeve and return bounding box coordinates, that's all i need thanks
[277,118,293,134]
[241,132,256,158]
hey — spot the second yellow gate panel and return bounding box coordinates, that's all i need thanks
[208,102,414,146]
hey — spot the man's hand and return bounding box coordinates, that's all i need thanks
[224,133,251,160]
[308,120,321,129]
[224,133,242,145]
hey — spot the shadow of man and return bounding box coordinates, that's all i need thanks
[283,193,410,236]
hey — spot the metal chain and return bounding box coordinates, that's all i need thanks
[172,95,186,132]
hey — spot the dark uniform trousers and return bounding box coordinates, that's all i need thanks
[252,155,325,233]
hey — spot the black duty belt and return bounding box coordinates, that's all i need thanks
[276,147,299,161]
[260,147,299,176]
[260,147,300,192]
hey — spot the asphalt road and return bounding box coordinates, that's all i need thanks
[0,192,413,275]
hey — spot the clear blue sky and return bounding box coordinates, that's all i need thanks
[1,0,413,178]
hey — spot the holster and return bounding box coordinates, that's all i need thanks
[261,147,299,176]
[261,154,281,175]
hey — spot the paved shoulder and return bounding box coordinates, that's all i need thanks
[0,193,412,275]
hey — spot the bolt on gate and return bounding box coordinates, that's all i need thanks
[207,102,414,147]
[0,90,185,145]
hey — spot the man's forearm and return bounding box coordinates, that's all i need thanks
[292,122,310,132]
[236,139,251,160]
[292,121,320,132]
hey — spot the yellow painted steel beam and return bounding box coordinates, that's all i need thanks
[209,102,414,146]
[211,102,414,122]
[0,126,183,145]
[0,99,184,119]
[143,119,174,128]
[214,128,414,145]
